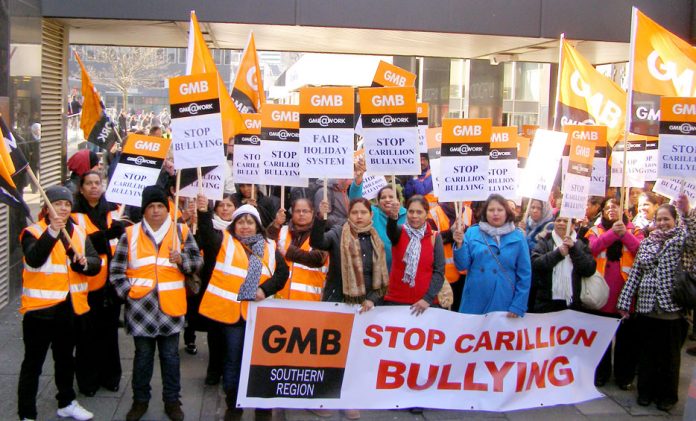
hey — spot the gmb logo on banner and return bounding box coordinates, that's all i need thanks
[247,308,355,399]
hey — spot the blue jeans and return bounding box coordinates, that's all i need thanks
[132,333,181,403]
[222,324,246,408]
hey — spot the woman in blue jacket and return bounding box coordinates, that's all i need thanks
[453,194,532,317]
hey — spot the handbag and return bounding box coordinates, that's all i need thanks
[580,271,609,310]
[672,259,696,308]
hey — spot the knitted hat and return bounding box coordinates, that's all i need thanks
[231,204,262,227]
[141,185,169,211]
[45,185,73,205]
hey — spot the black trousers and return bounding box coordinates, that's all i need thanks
[207,324,225,377]
[636,315,688,405]
[75,288,123,392]
[17,300,77,420]
[596,315,638,385]
[450,274,465,312]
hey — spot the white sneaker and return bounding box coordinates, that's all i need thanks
[57,400,94,420]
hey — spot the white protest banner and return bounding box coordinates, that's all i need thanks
[439,118,491,202]
[610,139,646,188]
[299,87,355,179]
[519,129,567,201]
[261,104,307,188]
[644,139,658,181]
[417,103,429,153]
[359,86,420,176]
[354,149,387,200]
[232,113,262,184]
[105,134,171,207]
[178,165,225,200]
[169,72,226,170]
[658,97,696,179]
[560,135,595,219]
[653,178,696,207]
[426,127,442,197]
[488,127,518,199]
[238,300,618,412]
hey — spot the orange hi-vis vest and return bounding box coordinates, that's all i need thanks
[429,205,472,283]
[71,209,121,291]
[586,225,635,281]
[169,198,183,222]
[274,225,328,301]
[20,220,90,315]
[199,232,276,324]
[125,221,188,317]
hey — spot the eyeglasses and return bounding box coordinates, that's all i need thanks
[293,209,312,214]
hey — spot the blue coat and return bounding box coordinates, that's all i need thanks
[453,225,531,316]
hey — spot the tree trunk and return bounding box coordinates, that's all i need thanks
[122,91,129,111]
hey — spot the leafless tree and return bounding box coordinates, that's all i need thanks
[86,47,168,109]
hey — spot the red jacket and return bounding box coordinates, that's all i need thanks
[385,225,437,305]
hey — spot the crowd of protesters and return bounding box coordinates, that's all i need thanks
[15,129,696,421]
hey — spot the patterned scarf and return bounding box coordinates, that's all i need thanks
[402,223,426,287]
[339,220,389,303]
[479,221,515,245]
[649,227,679,249]
[237,234,266,300]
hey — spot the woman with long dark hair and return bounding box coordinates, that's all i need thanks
[585,196,644,389]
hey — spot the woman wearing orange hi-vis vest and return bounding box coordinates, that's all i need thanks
[70,170,126,396]
[110,185,202,421]
[268,198,329,301]
[18,185,101,421]
[197,204,288,421]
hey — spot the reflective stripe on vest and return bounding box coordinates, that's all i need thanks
[199,232,275,323]
[71,211,116,291]
[274,225,327,301]
[429,206,469,283]
[125,222,188,317]
[20,221,90,315]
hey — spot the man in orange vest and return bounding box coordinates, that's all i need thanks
[110,185,203,421]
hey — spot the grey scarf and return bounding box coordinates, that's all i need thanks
[238,234,266,300]
[402,223,426,287]
[479,221,516,245]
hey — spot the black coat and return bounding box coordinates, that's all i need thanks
[531,232,596,312]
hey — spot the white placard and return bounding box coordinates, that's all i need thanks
[233,144,262,185]
[439,154,489,202]
[488,157,518,199]
[658,134,696,178]
[361,175,389,200]
[178,165,225,200]
[261,140,308,188]
[519,129,567,201]
[653,177,696,207]
[106,164,161,207]
[609,146,646,188]
[560,172,591,219]
[363,127,421,176]
[299,128,355,179]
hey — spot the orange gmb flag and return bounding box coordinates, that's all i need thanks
[0,120,29,216]
[74,51,104,137]
[630,8,696,136]
[232,32,266,113]
[556,39,626,147]
[186,10,243,143]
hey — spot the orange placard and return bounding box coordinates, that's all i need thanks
[417,103,429,120]
[517,136,531,160]
[121,134,172,159]
[299,87,355,115]
[240,113,261,135]
[660,97,696,123]
[250,307,354,368]
[568,137,595,167]
[442,118,492,144]
[521,125,538,138]
[358,86,417,115]
[169,72,219,105]
[261,104,300,130]
[490,127,518,149]
[372,60,417,87]
[563,125,606,147]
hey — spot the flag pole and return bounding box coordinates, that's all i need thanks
[620,7,639,213]
[323,177,328,220]
[280,186,285,210]
[25,166,79,250]
[172,170,181,250]
[193,166,202,234]
[552,33,565,131]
